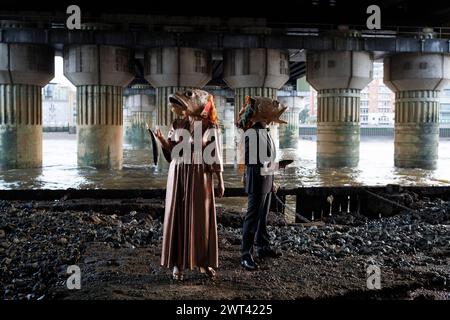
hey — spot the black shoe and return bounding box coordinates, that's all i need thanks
[241,256,258,271]
[256,247,283,259]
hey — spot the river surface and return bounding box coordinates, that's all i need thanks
[1,132,450,190]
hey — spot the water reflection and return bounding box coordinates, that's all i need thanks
[0,133,449,190]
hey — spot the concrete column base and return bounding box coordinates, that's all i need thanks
[0,84,42,168]
[124,111,153,146]
[394,90,440,169]
[76,85,123,169]
[316,89,361,168]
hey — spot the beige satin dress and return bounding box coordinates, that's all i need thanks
[160,118,223,270]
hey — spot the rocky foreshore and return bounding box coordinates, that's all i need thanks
[0,194,449,300]
[0,199,164,300]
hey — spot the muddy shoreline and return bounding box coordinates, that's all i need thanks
[0,191,449,300]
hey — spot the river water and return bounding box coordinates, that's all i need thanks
[1,132,450,190]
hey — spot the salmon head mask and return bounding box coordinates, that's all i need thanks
[236,96,288,130]
[168,89,218,124]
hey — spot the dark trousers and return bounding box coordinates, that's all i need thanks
[241,192,271,258]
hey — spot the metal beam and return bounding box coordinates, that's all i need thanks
[2,29,450,54]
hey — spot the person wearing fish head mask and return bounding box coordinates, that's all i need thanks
[236,96,290,271]
[154,89,225,280]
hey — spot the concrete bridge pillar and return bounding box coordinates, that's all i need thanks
[123,85,156,146]
[64,45,134,169]
[211,94,236,165]
[278,95,304,149]
[306,51,373,168]
[144,47,212,127]
[223,49,290,121]
[222,102,237,165]
[223,49,290,163]
[0,44,54,168]
[384,53,450,169]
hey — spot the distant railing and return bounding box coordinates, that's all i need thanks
[277,90,310,97]
[272,22,450,39]
[299,126,450,137]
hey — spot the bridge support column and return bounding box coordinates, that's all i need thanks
[278,96,303,149]
[144,47,211,168]
[223,49,289,121]
[64,45,134,169]
[124,85,156,146]
[384,53,450,169]
[223,49,289,165]
[144,47,212,127]
[306,51,373,168]
[0,44,54,168]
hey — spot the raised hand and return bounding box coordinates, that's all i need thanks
[155,128,170,150]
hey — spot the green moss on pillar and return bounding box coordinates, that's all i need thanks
[0,84,43,169]
[76,85,124,169]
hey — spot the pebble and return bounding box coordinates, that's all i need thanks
[271,197,449,264]
[1,194,449,300]
[431,275,447,287]
[0,205,162,300]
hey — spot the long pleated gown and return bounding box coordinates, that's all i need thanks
[160,118,223,270]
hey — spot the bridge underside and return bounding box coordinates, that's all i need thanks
[1,1,450,169]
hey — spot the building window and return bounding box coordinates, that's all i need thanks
[441,104,450,124]
[441,103,450,112]
[441,113,450,123]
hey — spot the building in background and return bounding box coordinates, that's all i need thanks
[42,82,76,132]
[360,62,395,126]
[441,87,450,126]
[300,62,450,127]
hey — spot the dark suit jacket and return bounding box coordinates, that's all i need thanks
[244,123,275,194]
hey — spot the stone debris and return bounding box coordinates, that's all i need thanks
[0,201,162,300]
[0,194,449,300]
